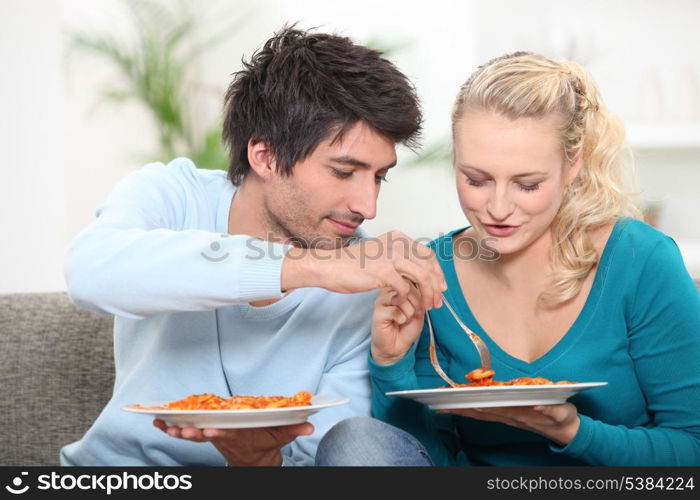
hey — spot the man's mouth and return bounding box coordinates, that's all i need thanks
[327,218,360,235]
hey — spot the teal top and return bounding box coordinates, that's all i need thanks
[370,218,700,465]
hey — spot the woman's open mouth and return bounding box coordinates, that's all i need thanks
[482,223,519,237]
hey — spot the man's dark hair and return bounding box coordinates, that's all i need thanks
[222,26,422,185]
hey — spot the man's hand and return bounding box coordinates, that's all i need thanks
[281,230,446,312]
[153,419,314,466]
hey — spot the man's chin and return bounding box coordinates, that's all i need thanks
[283,231,352,250]
[312,233,353,250]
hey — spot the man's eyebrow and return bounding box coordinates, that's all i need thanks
[329,155,397,170]
[458,164,547,178]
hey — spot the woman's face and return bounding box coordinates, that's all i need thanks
[453,110,580,257]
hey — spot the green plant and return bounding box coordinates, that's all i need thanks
[69,0,242,170]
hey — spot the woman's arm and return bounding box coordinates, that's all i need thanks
[369,287,463,465]
[551,236,700,465]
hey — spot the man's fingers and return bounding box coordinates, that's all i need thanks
[407,242,446,295]
[394,259,440,311]
[156,422,209,442]
[202,428,238,439]
[153,419,167,432]
[180,426,207,441]
[269,422,314,444]
[203,422,313,446]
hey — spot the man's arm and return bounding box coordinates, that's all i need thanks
[68,161,446,318]
[65,160,291,318]
[282,232,446,312]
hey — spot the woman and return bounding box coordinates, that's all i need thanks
[316,52,700,466]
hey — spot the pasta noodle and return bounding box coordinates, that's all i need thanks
[135,391,313,410]
[446,368,575,387]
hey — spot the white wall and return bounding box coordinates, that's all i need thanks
[0,0,68,293]
[1,0,699,293]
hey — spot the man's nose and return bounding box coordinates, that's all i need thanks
[348,179,378,220]
[486,186,515,221]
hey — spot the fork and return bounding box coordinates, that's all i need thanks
[426,296,493,387]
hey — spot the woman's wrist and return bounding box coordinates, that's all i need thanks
[370,344,409,366]
[549,415,581,447]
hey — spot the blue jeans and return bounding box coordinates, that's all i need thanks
[315,417,433,466]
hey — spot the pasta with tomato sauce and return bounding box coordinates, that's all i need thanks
[447,368,575,387]
[134,391,313,410]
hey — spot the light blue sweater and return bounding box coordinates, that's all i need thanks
[61,158,374,466]
[371,218,700,465]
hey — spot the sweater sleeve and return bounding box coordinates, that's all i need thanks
[369,321,463,466]
[65,159,291,319]
[552,236,700,465]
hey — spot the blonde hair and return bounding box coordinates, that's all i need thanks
[452,52,641,307]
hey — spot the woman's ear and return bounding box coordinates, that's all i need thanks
[565,155,583,185]
[247,138,276,181]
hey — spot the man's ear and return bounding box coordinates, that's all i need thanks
[565,155,583,185]
[247,138,276,181]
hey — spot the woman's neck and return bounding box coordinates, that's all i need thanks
[469,227,555,289]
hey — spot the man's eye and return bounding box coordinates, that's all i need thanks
[375,175,388,184]
[331,168,353,179]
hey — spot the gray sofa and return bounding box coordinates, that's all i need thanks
[0,292,114,465]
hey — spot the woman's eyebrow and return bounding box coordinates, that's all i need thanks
[458,164,547,178]
[512,171,548,178]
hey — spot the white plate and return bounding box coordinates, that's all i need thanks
[122,395,349,429]
[386,382,607,409]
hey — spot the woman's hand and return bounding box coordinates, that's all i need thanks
[438,403,580,446]
[371,280,427,366]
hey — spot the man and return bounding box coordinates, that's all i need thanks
[61,26,445,466]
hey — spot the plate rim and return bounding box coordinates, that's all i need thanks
[386,381,608,397]
[121,395,349,416]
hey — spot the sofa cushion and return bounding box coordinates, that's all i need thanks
[0,292,114,465]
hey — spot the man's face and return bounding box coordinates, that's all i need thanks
[262,121,397,249]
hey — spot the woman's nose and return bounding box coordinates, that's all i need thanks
[486,188,515,221]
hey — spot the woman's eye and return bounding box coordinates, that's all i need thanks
[519,183,541,192]
[331,168,353,179]
[466,176,485,187]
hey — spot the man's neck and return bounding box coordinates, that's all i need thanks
[227,178,273,240]
[227,177,288,307]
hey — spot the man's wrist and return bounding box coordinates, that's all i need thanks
[281,247,325,291]
[225,451,283,467]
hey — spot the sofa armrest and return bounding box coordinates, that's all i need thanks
[0,292,114,465]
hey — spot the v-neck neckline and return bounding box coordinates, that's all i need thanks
[441,218,625,373]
